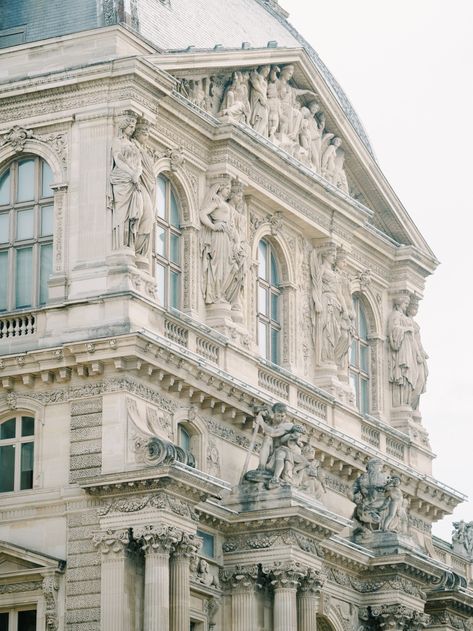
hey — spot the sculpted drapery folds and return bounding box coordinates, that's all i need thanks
[180,64,349,193]
[200,175,248,314]
[110,111,158,267]
[388,294,428,410]
[310,243,354,371]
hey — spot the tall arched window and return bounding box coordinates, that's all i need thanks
[257,239,281,364]
[154,174,181,309]
[0,157,54,312]
[349,295,370,414]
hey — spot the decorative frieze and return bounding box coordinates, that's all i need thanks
[223,529,322,557]
[360,605,430,631]
[98,492,199,522]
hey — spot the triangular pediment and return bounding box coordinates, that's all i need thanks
[151,47,435,259]
[0,541,64,577]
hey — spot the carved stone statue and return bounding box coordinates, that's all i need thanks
[310,243,353,371]
[406,299,429,413]
[200,176,247,316]
[321,135,349,192]
[243,403,324,496]
[352,459,409,541]
[452,520,473,557]
[249,65,271,136]
[110,110,144,252]
[194,558,220,588]
[132,120,156,265]
[388,294,419,408]
[219,71,250,123]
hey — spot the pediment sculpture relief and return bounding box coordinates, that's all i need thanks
[176,64,349,194]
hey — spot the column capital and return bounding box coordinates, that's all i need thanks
[299,568,325,594]
[264,560,306,591]
[93,528,130,555]
[361,605,430,631]
[171,532,201,561]
[136,524,182,555]
[221,564,260,593]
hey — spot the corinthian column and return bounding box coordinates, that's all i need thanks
[93,528,132,631]
[170,533,200,631]
[269,561,305,631]
[298,568,325,631]
[362,605,430,631]
[221,565,259,631]
[135,524,181,631]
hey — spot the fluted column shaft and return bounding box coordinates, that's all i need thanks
[94,528,131,631]
[298,592,319,631]
[170,533,200,631]
[232,586,257,631]
[136,524,181,631]
[274,587,297,631]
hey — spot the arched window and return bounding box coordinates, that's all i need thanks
[349,296,370,414]
[0,415,35,493]
[0,157,54,312]
[154,174,181,308]
[257,239,281,364]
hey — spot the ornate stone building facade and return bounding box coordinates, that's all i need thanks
[0,1,472,630]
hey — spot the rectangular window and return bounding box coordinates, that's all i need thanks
[156,263,166,305]
[360,378,369,415]
[258,286,267,315]
[196,530,215,558]
[156,177,166,218]
[39,243,53,305]
[41,163,53,198]
[0,418,15,440]
[156,226,166,256]
[258,321,268,358]
[169,271,180,309]
[16,208,34,241]
[40,205,54,236]
[15,247,33,308]
[21,417,34,437]
[360,345,369,373]
[20,443,34,490]
[170,233,180,264]
[0,613,8,631]
[0,168,10,205]
[0,445,15,493]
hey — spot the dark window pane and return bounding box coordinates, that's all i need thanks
[179,426,191,451]
[41,160,53,198]
[0,444,15,492]
[21,416,34,437]
[39,243,53,305]
[170,190,179,227]
[0,251,8,311]
[360,378,369,415]
[156,175,166,219]
[0,168,10,205]
[0,418,16,439]
[15,247,33,308]
[0,612,8,631]
[360,344,369,373]
[270,292,279,322]
[169,271,180,309]
[18,609,37,631]
[40,205,54,236]
[258,285,267,315]
[197,530,215,558]
[258,240,267,279]
[20,442,34,490]
[170,232,180,264]
[16,208,34,240]
[0,213,9,243]
[270,328,279,364]
[270,251,279,285]
[17,159,35,202]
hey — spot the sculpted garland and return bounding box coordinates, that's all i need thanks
[177,64,349,194]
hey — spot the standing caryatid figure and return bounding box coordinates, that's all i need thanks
[406,299,429,413]
[226,178,249,318]
[110,111,144,251]
[249,65,271,136]
[200,176,247,313]
[333,249,355,373]
[132,120,156,265]
[388,294,418,408]
[310,243,344,367]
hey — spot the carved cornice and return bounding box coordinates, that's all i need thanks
[428,611,473,631]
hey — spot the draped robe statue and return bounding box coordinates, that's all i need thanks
[388,295,418,407]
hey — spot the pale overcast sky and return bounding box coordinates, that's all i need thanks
[285,0,473,541]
